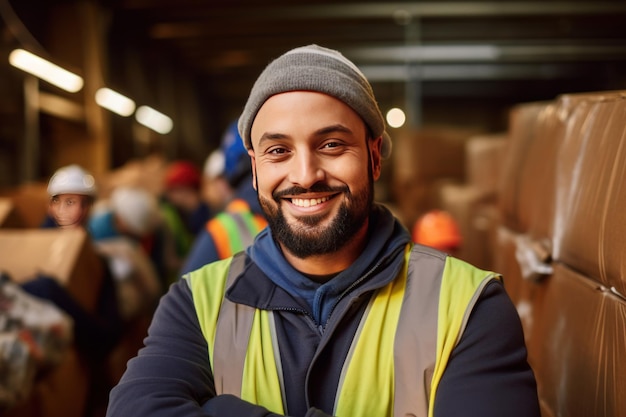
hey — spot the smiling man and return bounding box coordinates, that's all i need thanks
[107,45,540,417]
[251,90,376,271]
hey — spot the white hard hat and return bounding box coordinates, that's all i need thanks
[47,164,97,197]
[110,186,161,236]
[203,149,225,180]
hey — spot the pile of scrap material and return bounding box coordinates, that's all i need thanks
[0,274,73,410]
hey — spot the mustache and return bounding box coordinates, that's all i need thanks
[273,183,349,200]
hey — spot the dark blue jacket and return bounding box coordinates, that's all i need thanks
[107,205,539,417]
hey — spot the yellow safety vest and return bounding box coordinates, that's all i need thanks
[185,243,500,417]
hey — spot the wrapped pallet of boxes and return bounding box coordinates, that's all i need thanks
[526,92,626,417]
[0,228,104,417]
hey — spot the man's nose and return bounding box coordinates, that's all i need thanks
[288,151,326,189]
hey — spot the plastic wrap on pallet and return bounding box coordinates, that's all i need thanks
[514,234,553,281]
[552,96,626,294]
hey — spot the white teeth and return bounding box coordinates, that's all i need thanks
[291,196,330,207]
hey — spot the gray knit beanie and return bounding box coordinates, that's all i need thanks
[238,44,392,158]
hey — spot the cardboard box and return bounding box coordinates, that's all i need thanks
[0,228,104,312]
[0,228,104,417]
[465,134,508,194]
[0,198,25,228]
[0,182,50,228]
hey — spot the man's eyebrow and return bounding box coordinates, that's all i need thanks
[315,124,353,136]
[258,132,289,146]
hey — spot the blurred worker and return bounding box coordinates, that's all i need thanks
[160,160,212,260]
[201,148,233,213]
[22,164,123,416]
[27,164,121,357]
[41,164,97,228]
[88,186,165,304]
[412,209,462,255]
[89,186,162,242]
[181,120,267,274]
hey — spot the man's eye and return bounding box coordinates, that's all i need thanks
[268,147,288,155]
[322,141,342,150]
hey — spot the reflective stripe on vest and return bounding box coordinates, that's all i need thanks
[185,253,285,413]
[185,244,500,417]
[206,199,267,259]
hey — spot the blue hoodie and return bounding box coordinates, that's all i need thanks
[248,204,410,326]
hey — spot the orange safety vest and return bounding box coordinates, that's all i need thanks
[205,199,267,259]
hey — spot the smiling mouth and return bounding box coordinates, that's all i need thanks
[290,196,331,207]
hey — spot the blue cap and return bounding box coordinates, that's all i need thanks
[221,120,251,187]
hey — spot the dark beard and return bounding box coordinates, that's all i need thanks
[259,182,373,259]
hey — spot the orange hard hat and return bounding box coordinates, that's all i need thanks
[412,210,462,251]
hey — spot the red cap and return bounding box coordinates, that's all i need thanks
[164,161,201,190]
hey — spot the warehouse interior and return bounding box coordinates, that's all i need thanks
[0,1,625,417]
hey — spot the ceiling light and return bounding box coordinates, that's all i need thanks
[8,48,84,93]
[95,88,136,116]
[386,108,406,128]
[135,105,173,134]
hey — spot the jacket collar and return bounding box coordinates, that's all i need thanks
[229,204,411,325]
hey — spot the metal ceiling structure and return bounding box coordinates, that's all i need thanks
[1,0,626,186]
[105,0,626,125]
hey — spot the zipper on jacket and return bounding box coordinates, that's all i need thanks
[322,244,406,333]
[268,305,320,334]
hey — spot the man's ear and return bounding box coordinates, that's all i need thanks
[248,149,258,191]
[370,136,383,180]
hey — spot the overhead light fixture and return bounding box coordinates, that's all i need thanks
[135,105,173,134]
[8,48,84,93]
[95,87,136,116]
